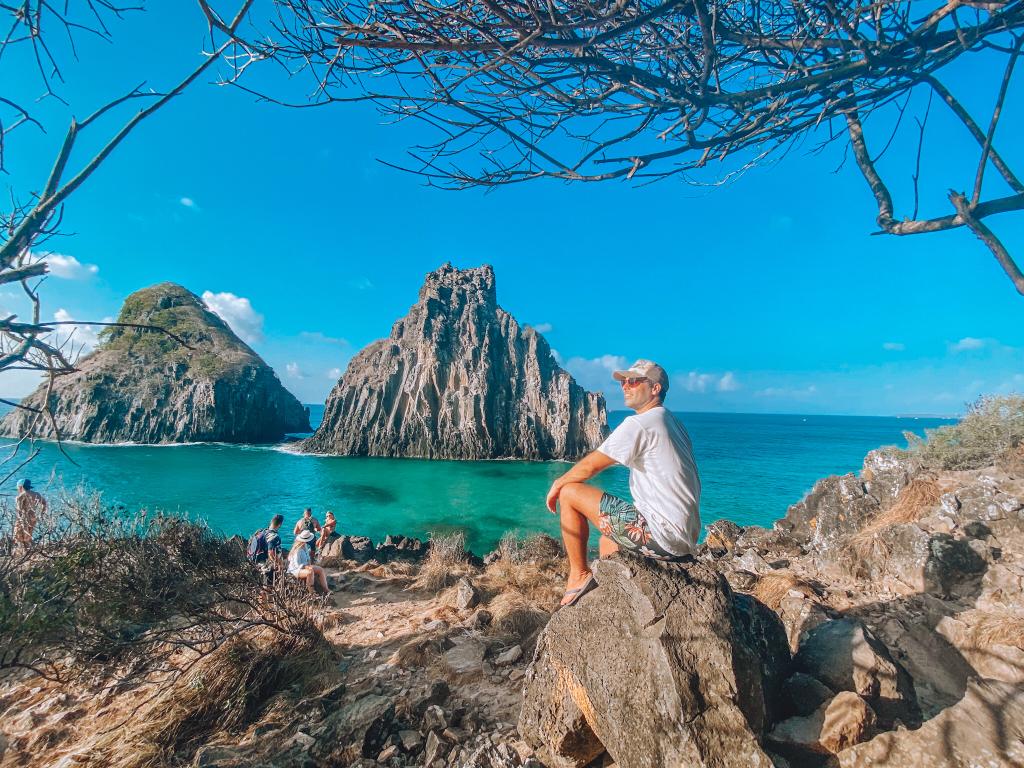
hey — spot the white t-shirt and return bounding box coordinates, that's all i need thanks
[288,543,311,576]
[597,406,701,555]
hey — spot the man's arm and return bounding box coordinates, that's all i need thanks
[545,451,618,513]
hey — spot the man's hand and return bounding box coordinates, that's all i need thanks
[544,451,617,515]
[545,479,565,514]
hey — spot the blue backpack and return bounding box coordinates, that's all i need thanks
[247,529,269,563]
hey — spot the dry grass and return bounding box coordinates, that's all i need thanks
[413,532,474,593]
[480,532,564,605]
[838,478,943,578]
[750,571,818,610]
[79,628,335,767]
[488,591,551,646]
[970,612,1024,651]
[997,441,1024,477]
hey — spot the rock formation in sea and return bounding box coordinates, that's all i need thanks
[302,263,607,459]
[0,282,310,443]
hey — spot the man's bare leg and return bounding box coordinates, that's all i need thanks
[599,535,620,558]
[557,482,606,605]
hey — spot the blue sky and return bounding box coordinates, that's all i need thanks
[1,3,1021,416]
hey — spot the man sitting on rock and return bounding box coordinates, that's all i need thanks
[545,360,701,607]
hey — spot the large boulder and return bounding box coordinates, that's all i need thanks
[860,448,917,507]
[301,263,608,459]
[518,556,786,768]
[793,618,920,728]
[776,474,881,559]
[0,283,310,443]
[836,678,1024,768]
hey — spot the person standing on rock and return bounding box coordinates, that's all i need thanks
[545,360,701,607]
[14,479,47,551]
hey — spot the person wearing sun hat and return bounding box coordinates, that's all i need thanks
[545,359,701,607]
[287,529,329,594]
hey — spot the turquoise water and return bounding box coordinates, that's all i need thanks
[0,407,955,553]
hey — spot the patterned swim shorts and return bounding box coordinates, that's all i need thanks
[597,493,691,562]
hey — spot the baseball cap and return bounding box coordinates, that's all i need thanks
[612,360,669,392]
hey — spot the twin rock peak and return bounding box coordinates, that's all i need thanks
[2,264,609,459]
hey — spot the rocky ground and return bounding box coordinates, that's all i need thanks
[1,444,1022,767]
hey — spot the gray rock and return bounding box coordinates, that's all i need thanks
[316,693,395,764]
[777,474,881,555]
[493,645,523,667]
[768,692,875,755]
[730,592,792,734]
[836,679,1024,768]
[518,556,776,768]
[861,448,916,506]
[793,618,919,728]
[376,534,427,562]
[425,730,451,766]
[704,519,745,553]
[300,264,607,459]
[465,609,493,630]
[780,672,835,718]
[398,729,424,753]
[444,638,487,676]
[424,704,449,732]
[777,592,832,654]
[456,578,481,610]
[0,283,310,443]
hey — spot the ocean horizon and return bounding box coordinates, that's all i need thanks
[0,405,956,553]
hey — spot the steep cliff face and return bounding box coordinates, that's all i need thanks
[0,283,310,443]
[302,264,607,459]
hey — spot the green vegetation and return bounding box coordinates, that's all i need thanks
[903,395,1024,471]
[0,493,325,686]
[97,284,246,377]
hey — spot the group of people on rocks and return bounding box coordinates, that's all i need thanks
[248,507,337,594]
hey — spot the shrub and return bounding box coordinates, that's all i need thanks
[413,530,471,592]
[0,491,325,686]
[903,395,1024,471]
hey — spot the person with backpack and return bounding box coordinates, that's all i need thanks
[248,514,285,585]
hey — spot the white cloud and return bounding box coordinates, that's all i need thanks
[286,362,306,379]
[882,342,905,351]
[300,331,349,347]
[326,367,342,380]
[564,354,628,392]
[201,291,264,345]
[950,337,985,352]
[682,371,739,393]
[180,197,199,210]
[717,372,740,392]
[532,322,553,334]
[31,252,98,280]
[756,384,818,398]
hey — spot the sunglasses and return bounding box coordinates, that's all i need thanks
[621,376,651,387]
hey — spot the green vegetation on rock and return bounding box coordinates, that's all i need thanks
[903,395,1024,471]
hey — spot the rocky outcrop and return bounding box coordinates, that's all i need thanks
[302,264,607,459]
[0,283,309,443]
[518,556,787,768]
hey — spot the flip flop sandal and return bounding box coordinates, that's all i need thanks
[556,573,598,610]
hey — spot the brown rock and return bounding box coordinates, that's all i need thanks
[301,264,607,459]
[837,679,1024,767]
[793,618,920,728]
[768,692,874,755]
[518,556,777,768]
